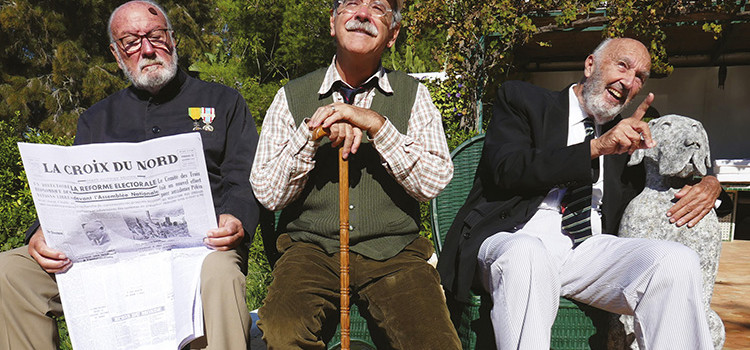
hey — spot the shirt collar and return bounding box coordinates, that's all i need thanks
[568,84,589,128]
[318,56,393,96]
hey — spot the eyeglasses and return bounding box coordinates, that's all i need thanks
[114,28,173,55]
[337,0,393,17]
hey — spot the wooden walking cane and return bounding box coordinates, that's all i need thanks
[312,126,351,350]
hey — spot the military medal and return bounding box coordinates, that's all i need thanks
[188,107,202,131]
[201,107,215,132]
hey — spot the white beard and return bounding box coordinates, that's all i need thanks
[581,70,629,124]
[118,50,178,93]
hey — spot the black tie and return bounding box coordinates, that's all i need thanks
[561,118,598,247]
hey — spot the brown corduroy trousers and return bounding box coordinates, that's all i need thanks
[257,234,461,349]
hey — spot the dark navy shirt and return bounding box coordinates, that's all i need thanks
[27,70,260,247]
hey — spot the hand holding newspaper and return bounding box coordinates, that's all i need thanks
[19,133,216,350]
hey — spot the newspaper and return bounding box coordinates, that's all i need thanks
[19,133,216,350]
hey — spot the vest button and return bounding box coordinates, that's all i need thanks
[349,225,354,231]
[349,204,355,210]
[152,126,161,134]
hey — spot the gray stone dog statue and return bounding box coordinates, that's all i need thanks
[609,114,724,349]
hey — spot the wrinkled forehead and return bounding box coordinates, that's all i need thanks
[111,2,168,35]
[602,39,651,70]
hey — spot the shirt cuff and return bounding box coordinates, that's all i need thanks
[371,118,401,155]
[290,120,319,161]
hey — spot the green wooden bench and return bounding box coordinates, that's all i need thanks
[429,134,610,350]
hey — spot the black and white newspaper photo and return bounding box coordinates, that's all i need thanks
[18,133,216,350]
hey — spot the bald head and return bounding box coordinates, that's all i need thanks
[591,38,651,72]
[108,1,171,43]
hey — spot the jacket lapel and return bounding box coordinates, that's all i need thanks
[544,86,572,148]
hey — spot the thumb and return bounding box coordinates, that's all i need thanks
[673,185,692,199]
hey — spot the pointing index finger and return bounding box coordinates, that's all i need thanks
[629,92,654,122]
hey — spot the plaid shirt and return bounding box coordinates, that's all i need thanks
[251,60,453,211]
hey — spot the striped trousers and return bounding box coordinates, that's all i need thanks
[477,208,712,350]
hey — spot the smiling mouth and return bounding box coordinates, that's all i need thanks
[606,86,623,100]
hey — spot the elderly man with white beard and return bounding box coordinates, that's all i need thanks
[250,0,460,348]
[0,1,259,349]
[437,37,730,350]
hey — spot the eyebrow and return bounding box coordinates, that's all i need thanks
[619,56,650,79]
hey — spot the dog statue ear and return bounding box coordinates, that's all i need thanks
[628,149,645,166]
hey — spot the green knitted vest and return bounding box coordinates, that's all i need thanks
[280,68,421,260]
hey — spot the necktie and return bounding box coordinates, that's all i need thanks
[338,83,367,105]
[561,118,598,247]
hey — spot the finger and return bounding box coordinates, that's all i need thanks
[309,105,336,129]
[687,207,712,228]
[351,127,363,154]
[341,124,354,159]
[629,92,654,122]
[45,260,73,274]
[31,238,67,261]
[204,233,240,250]
[321,112,348,129]
[206,227,233,238]
[329,124,343,148]
[670,185,693,202]
[29,246,71,272]
[668,199,695,225]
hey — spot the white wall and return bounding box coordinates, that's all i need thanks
[525,66,750,160]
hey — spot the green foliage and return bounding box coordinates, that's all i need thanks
[0,0,224,137]
[247,227,273,310]
[0,119,73,253]
[409,0,746,132]
[384,46,427,73]
[423,78,478,149]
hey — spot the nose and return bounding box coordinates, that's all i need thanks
[621,70,637,90]
[353,1,372,19]
[140,38,156,58]
[684,129,701,148]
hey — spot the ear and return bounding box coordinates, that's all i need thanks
[583,55,595,78]
[110,44,124,70]
[330,10,336,38]
[386,23,401,48]
[628,149,645,166]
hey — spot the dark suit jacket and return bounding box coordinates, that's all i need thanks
[436,81,646,303]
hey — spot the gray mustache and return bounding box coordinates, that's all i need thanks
[345,19,379,36]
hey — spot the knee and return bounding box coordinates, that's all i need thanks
[654,242,701,282]
[0,250,26,290]
[492,234,548,264]
[257,296,327,348]
[200,251,245,289]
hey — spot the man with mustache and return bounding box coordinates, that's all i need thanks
[251,0,460,348]
[0,1,259,349]
[437,38,729,349]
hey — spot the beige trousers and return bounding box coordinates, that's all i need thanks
[0,246,250,350]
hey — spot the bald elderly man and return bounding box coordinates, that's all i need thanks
[438,38,727,349]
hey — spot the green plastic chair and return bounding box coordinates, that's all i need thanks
[429,134,609,350]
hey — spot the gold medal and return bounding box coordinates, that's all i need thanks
[188,107,202,131]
